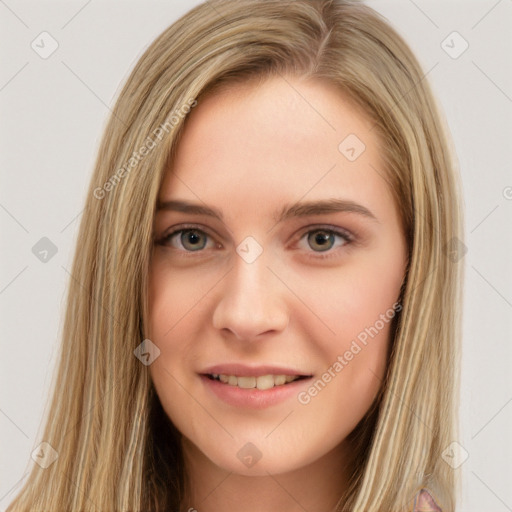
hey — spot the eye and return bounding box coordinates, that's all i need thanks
[158,227,216,252]
[300,228,352,253]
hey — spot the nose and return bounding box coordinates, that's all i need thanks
[212,255,289,341]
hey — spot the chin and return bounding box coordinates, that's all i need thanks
[192,436,323,477]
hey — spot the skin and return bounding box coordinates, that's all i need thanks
[148,75,408,512]
[414,489,442,511]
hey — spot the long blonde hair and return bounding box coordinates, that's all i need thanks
[7,1,464,510]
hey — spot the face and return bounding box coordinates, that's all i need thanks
[148,76,408,477]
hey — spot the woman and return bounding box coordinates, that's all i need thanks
[7,0,464,510]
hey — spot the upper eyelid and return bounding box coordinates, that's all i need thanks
[293,224,354,245]
[159,223,351,237]
[157,223,216,239]
[160,225,218,247]
[300,224,352,237]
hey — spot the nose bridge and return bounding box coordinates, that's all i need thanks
[212,249,288,339]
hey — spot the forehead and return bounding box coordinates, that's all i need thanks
[158,76,392,221]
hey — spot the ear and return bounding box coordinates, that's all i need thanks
[412,488,442,511]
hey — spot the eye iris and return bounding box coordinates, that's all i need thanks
[308,230,334,251]
[181,230,206,251]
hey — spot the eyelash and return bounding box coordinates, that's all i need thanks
[156,223,355,260]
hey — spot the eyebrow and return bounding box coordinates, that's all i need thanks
[156,200,224,219]
[276,198,378,223]
[156,198,378,223]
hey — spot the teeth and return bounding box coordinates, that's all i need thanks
[274,375,287,386]
[256,375,275,390]
[211,374,300,390]
[237,376,256,389]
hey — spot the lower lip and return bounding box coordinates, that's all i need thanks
[200,375,312,409]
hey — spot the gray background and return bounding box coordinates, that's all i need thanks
[1,1,511,510]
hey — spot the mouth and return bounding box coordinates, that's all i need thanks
[203,373,310,391]
[199,365,313,408]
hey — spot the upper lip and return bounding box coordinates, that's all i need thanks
[200,364,312,377]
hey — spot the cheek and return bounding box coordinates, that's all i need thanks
[291,254,403,402]
[147,267,201,436]
[147,264,200,406]
[297,305,395,442]
[147,259,216,341]
[290,258,402,346]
